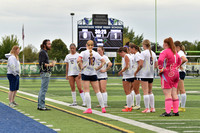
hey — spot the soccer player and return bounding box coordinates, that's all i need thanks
[65,43,85,107]
[129,43,142,110]
[140,40,158,113]
[77,40,106,114]
[118,47,134,112]
[158,37,181,117]
[175,41,188,112]
[96,47,112,107]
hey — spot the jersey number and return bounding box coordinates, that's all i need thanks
[88,57,95,66]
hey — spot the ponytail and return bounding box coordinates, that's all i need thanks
[129,43,141,53]
[87,40,94,65]
[164,37,176,54]
[142,39,152,58]
[174,41,186,54]
[41,39,50,49]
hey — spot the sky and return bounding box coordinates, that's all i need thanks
[0,0,200,51]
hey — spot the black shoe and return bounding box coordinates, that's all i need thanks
[171,112,179,116]
[160,112,171,117]
[37,107,51,111]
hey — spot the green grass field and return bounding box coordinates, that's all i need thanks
[0,77,200,133]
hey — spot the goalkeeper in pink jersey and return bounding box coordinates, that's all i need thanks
[158,37,181,117]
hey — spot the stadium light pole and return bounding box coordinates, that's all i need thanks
[70,13,75,43]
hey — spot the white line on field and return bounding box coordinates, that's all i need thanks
[46,125,53,127]
[34,119,40,121]
[53,129,61,132]
[0,85,177,133]
[139,119,200,122]
[167,126,200,129]
[152,123,185,125]
[183,131,200,133]
[40,121,47,124]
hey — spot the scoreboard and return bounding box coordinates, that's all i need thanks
[77,25,123,51]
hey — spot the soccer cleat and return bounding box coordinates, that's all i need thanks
[142,108,150,113]
[69,103,77,106]
[178,107,186,112]
[83,108,92,114]
[150,108,156,113]
[171,112,179,116]
[122,107,132,112]
[82,103,86,107]
[132,105,141,110]
[102,107,106,113]
[160,112,171,117]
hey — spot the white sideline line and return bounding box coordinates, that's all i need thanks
[40,121,47,124]
[183,131,200,133]
[0,85,177,133]
[167,126,200,129]
[139,119,200,122]
[152,123,185,125]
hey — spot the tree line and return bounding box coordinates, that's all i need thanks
[0,27,199,63]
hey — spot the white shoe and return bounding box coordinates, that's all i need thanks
[82,103,86,107]
[69,103,77,106]
[9,103,16,107]
[132,105,141,110]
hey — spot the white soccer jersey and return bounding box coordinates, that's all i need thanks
[122,54,134,79]
[96,55,111,79]
[132,52,142,78]
[140,49,157,78]
[178,50,186,72]
[79,49,102,76]
[64,52,80,76]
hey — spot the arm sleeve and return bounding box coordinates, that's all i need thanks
[105,56,110,64]
[39,51,46,69]
[158,51,166,69]
[79,51,84,59]
[136,53,141,62]
[140,52,145,61]
[8,56,17,76]
[64,55,69,63]
[177,54,182,67]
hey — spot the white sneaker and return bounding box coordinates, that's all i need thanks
[82,103,86,107]
[9,103,16,107]
[69,103,77,106]
[132,105,141,110]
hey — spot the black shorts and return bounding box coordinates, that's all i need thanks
[81,74,97,81]
[69,75,78,78]
[179,71,186,80]
[122,78,134,82]
[141,78,154,83]
[134,77,141,81]
[98,78,108,81]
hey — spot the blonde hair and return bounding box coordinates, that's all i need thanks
[10,45,20,60]
[87,40,94,65]
[142,39,152,58]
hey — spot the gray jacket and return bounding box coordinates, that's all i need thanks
[5,53,21,76]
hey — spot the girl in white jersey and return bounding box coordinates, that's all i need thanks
[129,43,142,110]
[65,44,85,107]
[77,40,106,114]
[96,47,112,107]
[175,41,188,112]
[138,40,158,113]
[118,47,134,112]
